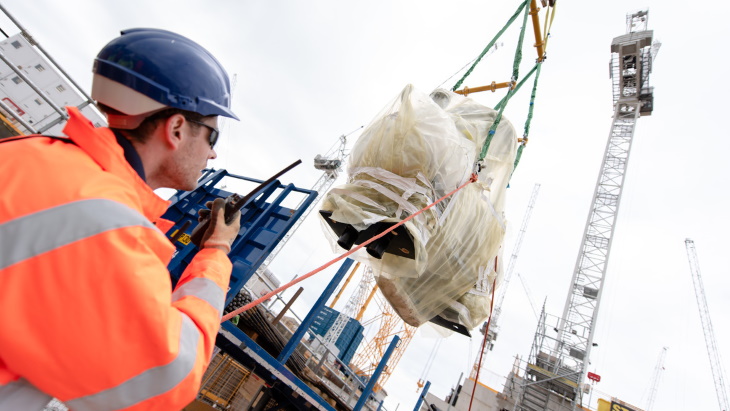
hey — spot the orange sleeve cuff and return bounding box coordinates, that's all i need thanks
[179,248,232,289]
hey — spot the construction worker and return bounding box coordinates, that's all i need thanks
[0,29,241,410]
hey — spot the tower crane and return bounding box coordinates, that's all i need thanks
[349,283,417,391]
[685,239,730,411]
[643,346,668,411]
[516,272,540,320]
[517,11,659,411]
[246,129,360,305]
[257,133,350,277]
[471,183,540,380]
[322,226,418,391]
[338,266,418,391]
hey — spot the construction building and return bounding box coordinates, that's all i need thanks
[310,306,365,365]
[0,32,104,137]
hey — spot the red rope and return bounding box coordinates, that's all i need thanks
[221,173,478,323]
[468,274,498,411]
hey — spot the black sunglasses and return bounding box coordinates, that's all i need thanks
[185,118,219,148]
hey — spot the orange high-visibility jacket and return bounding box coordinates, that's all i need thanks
[0,107,232,410]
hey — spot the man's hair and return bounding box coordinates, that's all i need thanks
[101,105,206,143]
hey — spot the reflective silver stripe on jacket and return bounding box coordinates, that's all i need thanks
[172,277,225,315]
[0,199,157,270]
[0,378,52,411]
[65,314,200,410]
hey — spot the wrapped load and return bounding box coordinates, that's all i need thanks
[320,84,517,332]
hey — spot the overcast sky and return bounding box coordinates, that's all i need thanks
[2,1,728,410]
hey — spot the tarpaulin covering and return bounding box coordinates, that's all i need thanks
[320,84,517,330]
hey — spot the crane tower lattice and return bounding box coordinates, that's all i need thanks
[516,11,658,411]
[685,239,730,411]
[643,346,668,411]
[346,266,417,391]
[256,134,348,277]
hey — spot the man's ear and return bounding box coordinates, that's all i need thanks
[162,113,186,149]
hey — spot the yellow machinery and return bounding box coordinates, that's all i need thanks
[0,111,24,138]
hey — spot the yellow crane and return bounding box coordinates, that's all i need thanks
[329,264,417,392]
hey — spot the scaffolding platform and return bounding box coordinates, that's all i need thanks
[525,363,577,400]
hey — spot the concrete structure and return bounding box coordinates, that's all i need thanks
[419,368,635,411]
[423,379,513,411]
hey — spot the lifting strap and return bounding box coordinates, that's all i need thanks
[512,62,542,176]
[451,0,529,92]
[476,2,530,163]
[447,0,554,172]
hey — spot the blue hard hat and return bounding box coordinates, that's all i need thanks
[93,28,238,120]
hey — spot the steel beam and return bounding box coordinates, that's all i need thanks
[413,381,431,411]
[353,335,401,411]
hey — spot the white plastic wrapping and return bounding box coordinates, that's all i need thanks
[320,84,517,330]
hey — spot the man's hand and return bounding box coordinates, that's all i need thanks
[198,198,241,253]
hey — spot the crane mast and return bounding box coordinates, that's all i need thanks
[347,266,417,390]
[685,239,730,411]
[256,134,348,277]
[556,11,655,388]
[517,11,657,411]
[644,346,667,411]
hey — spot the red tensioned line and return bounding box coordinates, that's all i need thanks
[469,275,498,411]
[221,173,478,323]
